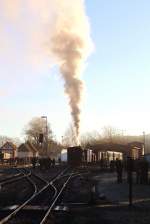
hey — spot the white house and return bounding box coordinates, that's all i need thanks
[17,141,38,159]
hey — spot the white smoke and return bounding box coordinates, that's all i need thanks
[0,0,92,138]
[49,0,92,138]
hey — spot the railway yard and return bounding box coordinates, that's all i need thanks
[0,165,94,224]
[0,145,150,224]
[0,164,150,224]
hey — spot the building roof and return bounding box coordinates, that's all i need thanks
[18,141,38,153]
[0,141,16,151]
[128,141,143,148]
[86,142,143,154]
[85,143,130,154]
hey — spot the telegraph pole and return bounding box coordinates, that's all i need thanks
[41,116,48,156]
[143,131,146,155]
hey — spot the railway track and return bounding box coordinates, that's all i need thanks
[0,167,69,224]
[0,169,27,187]
[40,171,75,224]
[0,167,46,188]
[19,168,48,192]
[0,168,47,212]
[39,171,88,224]
[0,168,47,193]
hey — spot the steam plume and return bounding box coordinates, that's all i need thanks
[0,0,92,138]
[49,0,92,137]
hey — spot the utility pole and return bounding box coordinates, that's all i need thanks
[61,136,64,146]
[143,131,146,155]
[41,116,48,157]
[128,157,133,206]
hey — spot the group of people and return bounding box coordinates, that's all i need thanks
[31,157,56,169]
[115,157,149,184]
[135,158,149,184]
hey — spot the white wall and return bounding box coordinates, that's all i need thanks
[17,151,33,158]
[61,149,67,162]
[145,134,150,154]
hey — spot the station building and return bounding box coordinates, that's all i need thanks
[17,141,39,159]
[0,142,17,159]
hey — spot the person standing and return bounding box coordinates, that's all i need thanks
[115,158,123,183]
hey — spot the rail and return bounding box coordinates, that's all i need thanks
[0,167,68,224]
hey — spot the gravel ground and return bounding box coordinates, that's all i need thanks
[63,174,91,203]
[94,172,150,205]
[0,178,32,207]
[55,169,150,224]
[90,171,150,224]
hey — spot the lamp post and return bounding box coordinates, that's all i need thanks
[41,116,48,156]
[143,131,145,155]
[61,136,63,146]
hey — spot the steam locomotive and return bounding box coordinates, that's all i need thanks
[61,146,92,167]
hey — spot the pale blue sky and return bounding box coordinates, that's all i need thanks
[0,0,150,140]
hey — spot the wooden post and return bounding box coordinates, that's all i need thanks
[128,157,133,206]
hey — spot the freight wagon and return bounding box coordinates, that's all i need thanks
[67,146,83,167]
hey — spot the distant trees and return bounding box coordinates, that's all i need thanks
[101,126,143,144]
[0,136,21,147]
[62,124,77,147]
[80,126,144,148]
[80,131,102,147]
[102,126,125,144]
[62,125,124,148]
[80,126,144,147]
[0,136,11,147]
[23,118,144,156]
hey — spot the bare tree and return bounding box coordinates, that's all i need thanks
[102,126,125,143]
[24,117,53,146]
[11,137,21,146]
[80,131,102,147]
[0,136,21,147]
[0,136,11,147]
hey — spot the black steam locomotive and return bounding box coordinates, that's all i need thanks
[67,146,83,167]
